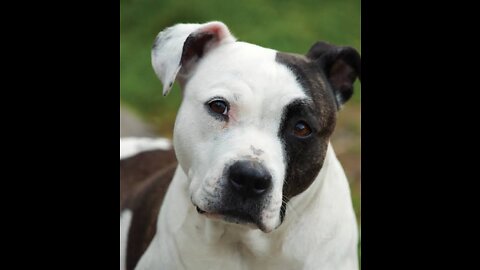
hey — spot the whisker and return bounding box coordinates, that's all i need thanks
[282,195,301,220]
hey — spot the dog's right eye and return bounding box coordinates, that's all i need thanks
[208,99,229,116]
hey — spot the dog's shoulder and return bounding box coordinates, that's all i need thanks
[120,148,177,209]
[120,145,177,270]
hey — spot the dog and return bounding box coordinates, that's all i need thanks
[120,21,361,270]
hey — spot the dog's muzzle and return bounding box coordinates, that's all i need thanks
[195,160,273,231]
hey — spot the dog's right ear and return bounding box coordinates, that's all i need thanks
[306,41,361,109]
[151,22,236,96]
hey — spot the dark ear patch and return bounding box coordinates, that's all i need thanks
[307,42,361,109]
[180,32,216,68]
[306,41,336,60]
[179,23,232,75]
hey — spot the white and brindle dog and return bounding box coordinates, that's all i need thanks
[120,21,361,270]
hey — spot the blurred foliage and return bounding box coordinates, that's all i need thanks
[121,0,360,260]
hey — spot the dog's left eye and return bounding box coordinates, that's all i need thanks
[293,121,312,137]
[208,99,229,115]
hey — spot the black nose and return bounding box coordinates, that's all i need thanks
[228,160,272,198]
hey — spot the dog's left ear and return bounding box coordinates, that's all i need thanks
[151,22,236,96]
[306,41,361,109]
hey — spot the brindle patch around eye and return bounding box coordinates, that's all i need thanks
[275,51,338,224]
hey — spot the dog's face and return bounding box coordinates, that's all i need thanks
[152,22,360,233]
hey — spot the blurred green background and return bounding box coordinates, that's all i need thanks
[121,0,360,259]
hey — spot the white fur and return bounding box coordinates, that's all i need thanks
[120,137,171,160]
[120,210,133,270]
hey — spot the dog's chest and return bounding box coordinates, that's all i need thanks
[176,227,300,270]
[160,209,299,270]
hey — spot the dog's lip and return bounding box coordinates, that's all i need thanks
[195,205,223,219]
[195,205,210,215]
[196,206,206,214]
[195,205,222,217]
[194,205,265,230]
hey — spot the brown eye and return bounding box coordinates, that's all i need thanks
[208,99,228,115]
[293,121,312,137]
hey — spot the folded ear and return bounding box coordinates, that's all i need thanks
[151,21,236,96]
[306,41,361,109]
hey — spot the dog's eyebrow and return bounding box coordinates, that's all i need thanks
[204,77,253,95]
[196,81,251,104]
[287,98,314,108]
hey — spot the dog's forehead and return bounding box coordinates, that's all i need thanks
[186,41,308,105]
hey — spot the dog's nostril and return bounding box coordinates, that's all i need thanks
[253,180,270,193]
[231,178,244,189]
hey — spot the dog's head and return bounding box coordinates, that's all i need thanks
[152,22,360,233]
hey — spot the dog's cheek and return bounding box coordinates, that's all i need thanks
[173,103,224,182]
[173,103,200,175]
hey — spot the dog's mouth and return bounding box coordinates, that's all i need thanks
[196,206,207,214]
[195,205,263,231]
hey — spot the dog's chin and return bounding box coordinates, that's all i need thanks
[195,206,274,233]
